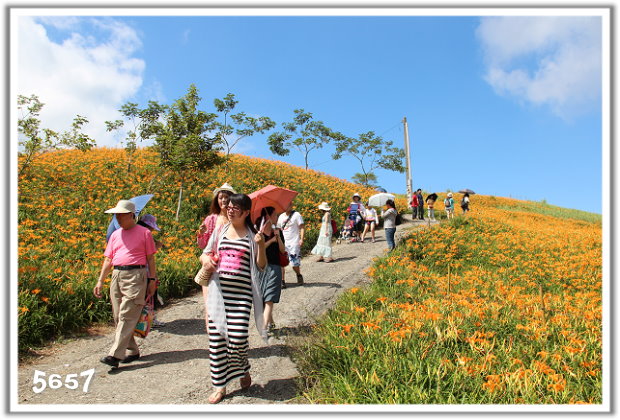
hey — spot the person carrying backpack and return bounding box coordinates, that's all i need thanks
[444,193,455,219]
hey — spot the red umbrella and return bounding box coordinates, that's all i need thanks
[249,185,298,224]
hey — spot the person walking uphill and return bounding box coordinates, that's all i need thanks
[277,203,305,287]
[199,194,268,404]
[444,193,455,220]
[195,182,236,330]
[311,202,334,262]
[255,207,286,335]
[93,200,158,368]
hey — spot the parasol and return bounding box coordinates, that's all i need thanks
[248,185,298,224]
[368,192,395,207]
[106,194,154,241]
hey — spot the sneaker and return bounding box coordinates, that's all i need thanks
[296,274,304,284]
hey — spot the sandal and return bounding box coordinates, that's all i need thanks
[208,388,226,404]
[240,372,252,389]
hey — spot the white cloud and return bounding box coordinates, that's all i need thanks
[16,16,145,147]
[476,16,602,119]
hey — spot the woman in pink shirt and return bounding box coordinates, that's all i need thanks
[195,182,236,330]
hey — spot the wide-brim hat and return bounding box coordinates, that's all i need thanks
[104,199,136,214]
[140,214,160,231]
[352,193,361,199]
[447,193,453,197]
[213,182,236,197]
[318,202,331,211]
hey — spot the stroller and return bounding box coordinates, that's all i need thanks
[336,218,356,244]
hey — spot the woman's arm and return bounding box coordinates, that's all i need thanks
[254,232,267,270]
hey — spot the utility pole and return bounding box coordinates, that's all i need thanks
[403,117,413,205]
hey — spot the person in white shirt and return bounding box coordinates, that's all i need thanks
[360,204,378,243]
[277,203,305,286]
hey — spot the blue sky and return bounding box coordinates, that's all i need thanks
[14,9,606,214]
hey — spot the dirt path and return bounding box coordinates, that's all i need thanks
[16,216,431,407]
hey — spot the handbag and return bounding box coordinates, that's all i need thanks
[134,295,154,338]
[194,264,215,286]
[279,251,290,267]
[194,226,220,286]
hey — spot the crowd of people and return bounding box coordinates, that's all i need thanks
[410,189,471,221]
[92,183,467,404]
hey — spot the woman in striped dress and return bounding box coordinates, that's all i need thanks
[200,194,268,404]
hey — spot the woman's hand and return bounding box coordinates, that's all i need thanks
[255,232,265,247]
[200,253,217,272]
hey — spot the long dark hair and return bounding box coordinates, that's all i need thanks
[386,199,397,211]
[229,194,257,233]
[255,206,275,230]
[210,190,233,215]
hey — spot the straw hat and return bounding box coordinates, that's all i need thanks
[318,202,331,211]
[104,200,136,214]
[447,192,453,198]
[213,182,236,197]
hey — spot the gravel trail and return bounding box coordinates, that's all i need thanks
[16,216,429,407]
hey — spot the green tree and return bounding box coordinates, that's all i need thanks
[155,84,223,220]
[267,109,340,170]
[17,94,95,176]
[352,172,378,188]
[332,131,406,187]
[213,93,275,163]
[106,84,225,220]
[105,101,168,173]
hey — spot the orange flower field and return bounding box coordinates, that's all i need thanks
[298,196,603,404]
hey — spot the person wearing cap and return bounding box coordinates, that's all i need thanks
[444,193,455,220]
[93,199,159,368]
[311,202,334,262]
[346,193,366,242]
[196,182,236,331]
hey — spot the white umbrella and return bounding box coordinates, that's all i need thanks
[368,192,395,207]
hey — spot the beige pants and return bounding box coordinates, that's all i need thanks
[109,268,147,359]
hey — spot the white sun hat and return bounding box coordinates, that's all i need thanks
[213,182,237,197]
[104,199,136,214]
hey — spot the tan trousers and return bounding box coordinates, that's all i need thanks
[109,268,147,359]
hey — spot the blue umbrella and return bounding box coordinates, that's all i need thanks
[105,194,154,241]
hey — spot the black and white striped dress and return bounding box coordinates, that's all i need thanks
[208,235,253,387]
